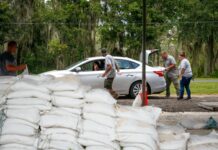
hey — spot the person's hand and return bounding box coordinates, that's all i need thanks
[165,68,169,71]
[178,75,182,80]
[117,72,122,75]
[102,73,106,77]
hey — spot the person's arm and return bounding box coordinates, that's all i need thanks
[102,64,112,77]
[165,64,175,71]
[115,62,120,72]
[6,64,26,72]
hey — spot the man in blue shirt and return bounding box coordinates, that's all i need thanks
[0,41,26,76]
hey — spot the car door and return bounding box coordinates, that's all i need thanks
[73,59,105,88]
[113,59,140,94]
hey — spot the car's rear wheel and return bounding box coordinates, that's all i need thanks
[129,81,151,98]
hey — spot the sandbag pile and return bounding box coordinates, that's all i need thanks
[0,75,53,150]
[38,76,85,150]
[157,124,190,150]
[0,74,165,150]
[188,130,218,150]
[116,105,161,150]
[0,76,18,105]
[78,89,120,150]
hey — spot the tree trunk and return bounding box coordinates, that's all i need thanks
[206,30,214,75]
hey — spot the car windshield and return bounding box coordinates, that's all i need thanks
[65,59,86,70]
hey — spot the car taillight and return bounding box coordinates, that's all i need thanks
[153,71,164,77]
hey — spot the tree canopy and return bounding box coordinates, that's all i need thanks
[0,0,217,76]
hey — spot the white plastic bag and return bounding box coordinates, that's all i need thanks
[0,135,37,146]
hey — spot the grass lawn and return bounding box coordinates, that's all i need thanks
[164,78,218,95]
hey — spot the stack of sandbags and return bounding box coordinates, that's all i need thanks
[116,105,161,150]
[0,75,53,150]
[157,124,190,150]
[188,130,218,150]
[0,108,40,150]
[78,89,120,150]
[4,77,52,113]
[38,75,85,150]
[0,76,18,105]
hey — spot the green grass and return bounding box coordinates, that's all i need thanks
[164,78,218,95]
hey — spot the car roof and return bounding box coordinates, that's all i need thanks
[86,56,141,64]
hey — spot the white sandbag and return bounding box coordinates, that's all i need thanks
[53,90,84,99]
[86,146,118,150]
[116,118,158,141]
[40,115,79,130]
[61,107,82,115]
[180,118,207,129]
[1,122,36,136]
[46,107,81,117]
[80,120,115,139]
[79,132,119,149]
[188,130,218,150]
[116,133,157,150]
[157,124,186,140]
[10,80,50,93]
[0,76,18,84]
[120,142,152,150]
[22,74,54,82]
[0,143,37,150]
[40,133,77,143]
[3,118,38,129]
[83,113,116,128]
[123,147,144,150]
[40,128,78,136]
[7,98,51,106]
[83,103,116,117]
[0,83,11,91]
[44,80,80,91]
[39,140,83,150]
[85,89,116,104]
[52,96,84,108]
[159,133,190,150]
[5,105,51,113]
[4,108,40,124]
[6,90,51,101]
[116,105,161,126]
[0,134,38,146]
[188,143,218,150]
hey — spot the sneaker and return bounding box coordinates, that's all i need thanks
[177,97,183,100]
[185,97,191,100]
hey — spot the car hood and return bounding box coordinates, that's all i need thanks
[41,70,74,77]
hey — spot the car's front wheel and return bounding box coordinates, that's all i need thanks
[129,81,151,98]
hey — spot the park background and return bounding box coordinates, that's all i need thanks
[0,0,217,79]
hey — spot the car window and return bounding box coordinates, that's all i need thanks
[79,59,105,72]
[116,59,139,69]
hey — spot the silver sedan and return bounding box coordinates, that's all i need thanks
[43,56,166,98]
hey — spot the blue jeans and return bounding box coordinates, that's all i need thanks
[180,76,192,98]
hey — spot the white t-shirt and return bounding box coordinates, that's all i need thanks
[105,55,116,78]
[178,58,193,77]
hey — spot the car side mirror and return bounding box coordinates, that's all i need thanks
[74,67,81,72]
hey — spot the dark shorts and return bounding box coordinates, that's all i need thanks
[104,78,114,89]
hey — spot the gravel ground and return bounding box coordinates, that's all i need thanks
[118,95,218,112]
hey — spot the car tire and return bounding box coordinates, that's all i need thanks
[129,81,151,99]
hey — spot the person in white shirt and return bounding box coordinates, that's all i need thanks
[101,48,120,98]
[178,51,193,100]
